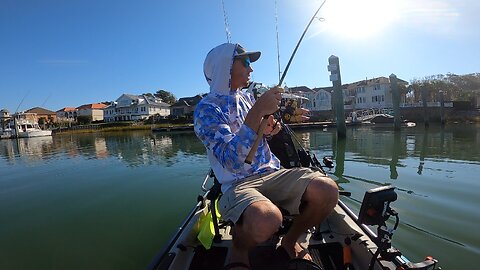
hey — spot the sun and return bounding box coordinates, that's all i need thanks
[318,0,400,39]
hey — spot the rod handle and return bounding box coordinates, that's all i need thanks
[245,115,270,164]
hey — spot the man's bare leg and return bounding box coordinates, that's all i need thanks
[280,175,339,259]
[227,200,283,269]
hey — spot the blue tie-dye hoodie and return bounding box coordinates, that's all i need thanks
[194,43,280,192]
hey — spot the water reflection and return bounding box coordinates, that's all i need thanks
[0,137,54,164]
[0,131,206,167]
[304,124,479,179]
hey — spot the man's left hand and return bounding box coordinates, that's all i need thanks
[264,115,281,136]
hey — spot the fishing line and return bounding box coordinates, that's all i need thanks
[274,0,281,82]
[278,0,327,86]
[221,0,231,43]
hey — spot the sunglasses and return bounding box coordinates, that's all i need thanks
[237,57,251,68]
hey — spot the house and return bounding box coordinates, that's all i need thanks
[103,94,170,122]
[170,94,204,117]
[25,107,57,122]
[346,77,408,110]
[1,109,11,129]
[56,107,77,121]
[304,87,333,111]
[76,103,108,122]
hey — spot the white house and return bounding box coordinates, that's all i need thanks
[303,87,333,111]
[103,94,170,122]
[347,77,408,110]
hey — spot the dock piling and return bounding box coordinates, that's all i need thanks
[328,55,346,138]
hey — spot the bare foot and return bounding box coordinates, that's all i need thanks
[280,242,312,261]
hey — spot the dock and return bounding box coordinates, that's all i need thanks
[151,121,362,133]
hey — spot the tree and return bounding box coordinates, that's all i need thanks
[410,73,480,102]
[154,90,177,105]
[77,115,92,125]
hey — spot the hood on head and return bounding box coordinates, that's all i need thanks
[203,43,260,95]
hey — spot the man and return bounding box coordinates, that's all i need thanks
[194,43,338,269]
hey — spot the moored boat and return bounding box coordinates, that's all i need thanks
[1,113,52,138]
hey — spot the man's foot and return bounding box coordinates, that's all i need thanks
[278,242,312,261]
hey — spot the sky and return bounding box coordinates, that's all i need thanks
[1,0,479,113]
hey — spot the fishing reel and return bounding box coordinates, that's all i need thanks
[245,82,306,124]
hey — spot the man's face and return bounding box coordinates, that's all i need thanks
[231,57,253,90]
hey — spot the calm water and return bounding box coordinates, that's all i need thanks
[1,124,479,270]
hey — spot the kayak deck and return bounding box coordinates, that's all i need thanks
[154,201,395,270]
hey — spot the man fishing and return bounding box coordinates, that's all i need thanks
[194,43,338,270]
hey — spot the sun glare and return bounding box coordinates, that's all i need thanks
[319,0,399,39]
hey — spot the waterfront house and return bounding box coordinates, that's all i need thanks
[103,94,170,122]
[1,109,11,130]
[56,107,77,121]
[346,77,408,110]
[170,94,204,117]
[25,107,57,123]
[304,87,333,111]
[76,103,108,122]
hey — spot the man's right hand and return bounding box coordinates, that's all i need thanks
[244,86,284,134]
[252,86,283,116]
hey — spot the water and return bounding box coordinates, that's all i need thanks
[0,125,478,269]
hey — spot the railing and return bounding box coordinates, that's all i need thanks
[348,108,393,122]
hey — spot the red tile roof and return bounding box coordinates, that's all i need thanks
[57,107,76,112]
[76,103,108,110]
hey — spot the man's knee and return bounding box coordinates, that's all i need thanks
[305,176,339,209]
[240,201,282,242]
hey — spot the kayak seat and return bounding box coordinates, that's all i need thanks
[206,173,227,243]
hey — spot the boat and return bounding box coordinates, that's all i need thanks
[147,125,439,270]
[370,114,395,124]
[369,114,416,127]
[1,113,52,138]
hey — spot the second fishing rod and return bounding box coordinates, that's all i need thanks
[245,0,327,164]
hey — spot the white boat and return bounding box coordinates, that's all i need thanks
[147,125,440,270]
[3,114,52,138]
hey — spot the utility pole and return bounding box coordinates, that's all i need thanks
[328,55,346,138]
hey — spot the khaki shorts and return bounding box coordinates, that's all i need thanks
[218,167,320,224]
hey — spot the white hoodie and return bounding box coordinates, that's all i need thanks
[194,43,280,192]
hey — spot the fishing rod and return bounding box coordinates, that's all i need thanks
[245,0,328,164]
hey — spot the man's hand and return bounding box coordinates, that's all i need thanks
[264,115,281,136]
[252,86,283,116]
[244,86,284,133]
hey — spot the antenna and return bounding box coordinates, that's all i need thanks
[221,0,231,43]
[40,93,52,108]
[15,90,30,113]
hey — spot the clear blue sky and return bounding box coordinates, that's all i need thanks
[1,0,479,113]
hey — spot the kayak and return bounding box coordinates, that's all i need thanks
[147,173,440,270]
[147,125,440,270]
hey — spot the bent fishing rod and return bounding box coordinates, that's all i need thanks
[245,0,327,164]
